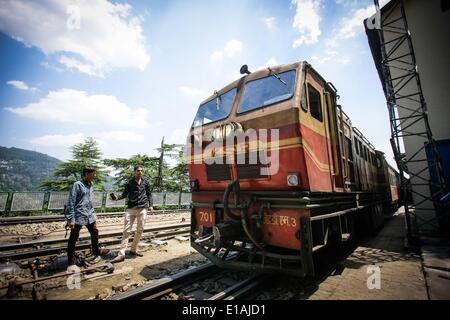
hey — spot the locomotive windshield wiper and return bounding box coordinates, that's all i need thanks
[268,67,287,86]
[214,90,222,110]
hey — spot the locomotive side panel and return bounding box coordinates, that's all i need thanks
[299,70,336,192]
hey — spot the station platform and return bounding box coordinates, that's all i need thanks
[308,208,450,300]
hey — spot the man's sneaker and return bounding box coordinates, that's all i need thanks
[129,251,143,257]
[110,255,125,263]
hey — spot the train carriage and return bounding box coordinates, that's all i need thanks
[187,61,400,277]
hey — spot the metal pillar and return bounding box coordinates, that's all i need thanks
[374,0,448,242]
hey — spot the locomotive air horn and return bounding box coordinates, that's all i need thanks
[240,64,251,75]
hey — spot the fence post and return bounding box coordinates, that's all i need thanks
[102,192,107,213]
[43,191,50,213]
[178,190,182,209]
[5,192,13,216]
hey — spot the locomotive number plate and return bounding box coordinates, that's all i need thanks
[263,214,297,227]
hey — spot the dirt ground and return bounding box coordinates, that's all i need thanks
[1,238,208,300]
[0,211,206,300]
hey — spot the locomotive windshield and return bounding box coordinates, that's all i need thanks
[238,69,296,113]
[192,88,236,127]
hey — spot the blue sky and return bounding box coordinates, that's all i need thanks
[0,0,394,165]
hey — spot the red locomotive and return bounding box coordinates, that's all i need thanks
[187,61,400,276]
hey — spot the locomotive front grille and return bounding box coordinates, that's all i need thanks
[236,151,269,180]
[206,163,232,181]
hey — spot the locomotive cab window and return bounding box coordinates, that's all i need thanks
[300,83,308,111]
[192,88,236,127]
[238,69,296,113]
[376,155,382,168]
[307,83,323,122]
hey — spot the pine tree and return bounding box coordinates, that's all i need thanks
[103,143,188,192]
[161,144,189,192]
[103,155,159,190]
[40,137,108,191]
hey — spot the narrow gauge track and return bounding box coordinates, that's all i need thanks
[0,216,191,241]
[109,261,269,300]
[0,209,189,226]
[0,223,190,261]
[109,240,359,301]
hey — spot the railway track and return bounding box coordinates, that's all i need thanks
[0,223,191,261]
[109,261,269,300]
[107,236,357,301]
[0,209,189,226]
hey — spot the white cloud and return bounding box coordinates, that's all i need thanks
[292,0,321,48]
[167,128,190,145]
[263,17,276,30]
[327,1,390,47]
[58,55,103,77]
[338,56,350,65]
[310,55,331,65]
[334,0,358,6]
[310,50,350,65]
[178,86,208,100]
[256,57,279,71]
[210,51,224,63]
[210,40,243,63]
[335,0,389,8]
[97,130,144,143]
[29,133,85,146]
[6,88,148,128]
[6,80,37,92]
[224,40,242,57]
[0,0,150,77]
[339,6,374,40]
[29,130,143,150]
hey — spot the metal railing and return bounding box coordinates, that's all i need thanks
[0,191,192,215]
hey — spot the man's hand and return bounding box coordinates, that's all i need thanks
[149,207,154,212]
[68,222,75,229]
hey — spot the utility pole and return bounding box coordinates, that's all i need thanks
[156,137,164,192]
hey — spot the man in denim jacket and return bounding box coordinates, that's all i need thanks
[65,167,108,266]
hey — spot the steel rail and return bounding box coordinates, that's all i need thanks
[0,223,190,261]
[0,223,190,251]
[0,209,189,226]
[208,274,269,300]
[108,262,218,300]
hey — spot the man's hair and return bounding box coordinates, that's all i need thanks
[134,165,144,172]
[82,167,96,176]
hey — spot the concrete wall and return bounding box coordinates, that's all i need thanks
[404,0,450,140]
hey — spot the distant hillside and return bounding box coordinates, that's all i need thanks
[0,146,61,191]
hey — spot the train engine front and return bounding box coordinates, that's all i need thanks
[186,61,338,277]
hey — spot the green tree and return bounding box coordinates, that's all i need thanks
[161,144,189,192]
[103,143,188,192]
[103,155,159,190]
[40,137,108,191]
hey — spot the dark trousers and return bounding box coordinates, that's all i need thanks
[67,222,99,265]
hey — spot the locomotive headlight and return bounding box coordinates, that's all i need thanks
[189,179,199,192]
[287,173,299,186]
